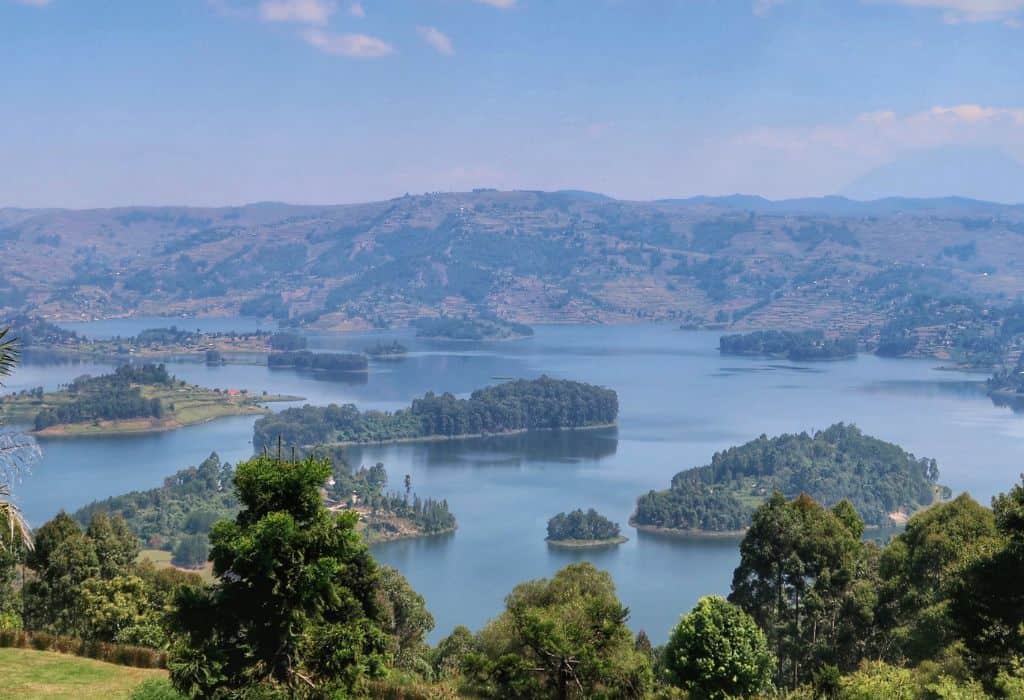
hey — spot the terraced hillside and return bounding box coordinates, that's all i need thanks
[3,191,1024,332]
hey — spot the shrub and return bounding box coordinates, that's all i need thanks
[129,679,187,700]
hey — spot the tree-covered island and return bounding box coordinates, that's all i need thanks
[632,423,945,535]
[267,350,368,372]
[0,363,301,437]
[719,330,858,361]
[413,315,533,341]
[546,508,627,547]
[252,375,618,451]
[365,340,408,358]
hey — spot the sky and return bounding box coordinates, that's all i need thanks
[2,0,1024,208]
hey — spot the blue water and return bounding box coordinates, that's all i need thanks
[5,321,1021,643]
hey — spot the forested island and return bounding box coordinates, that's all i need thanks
[0,363,299,437]
[546,508,626,547]
[719,330,858,360]
[267,350,368,373]
[632,423,944,534]
[413,315,534,341]
[73,451,456,567]
[365,340,408,358]
[252,375,618,450]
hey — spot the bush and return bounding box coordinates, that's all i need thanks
[0,629,165,669]
[130,679,187,700]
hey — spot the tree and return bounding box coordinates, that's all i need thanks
[86,510,140,578]
[23,512,100,636]
[377,565,435,671]
[877,493,999,663]
[663,596,775,699]
[462,562,652,700]
[729,493,868,689]
[0,327,39,554]
[171,534,209,569]
[168,454,390,698]
[951,477,1024,684]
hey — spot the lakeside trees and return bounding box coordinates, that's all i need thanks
[267,350,368,372]
[253,376,618,451]
[32,364,172,430]
[719,330,857,361]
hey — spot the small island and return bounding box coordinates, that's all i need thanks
[267,350,368,373]
[0,363,301,437]
[719,330,857,361]
[631,423,946,535]
[546,508,627,547]
[365,340,408,359]
[413,315,534,341]
[253,375,618,450]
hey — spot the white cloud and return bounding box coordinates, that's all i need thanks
[417,26,454,56]
[348,1,365,17]
[871,0,1024,23]
[259,0,335,25]
[704,104,1024,197]
[473,0,516,8]
[302,28,394,57]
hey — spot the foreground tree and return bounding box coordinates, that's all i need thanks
[663,595,775,699]
[729,493,870,689]
[168,454,389,698]
[462,562,652,700]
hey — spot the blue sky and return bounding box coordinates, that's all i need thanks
[2,0,1023,207]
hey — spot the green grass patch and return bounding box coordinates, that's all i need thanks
[0,647,166,700]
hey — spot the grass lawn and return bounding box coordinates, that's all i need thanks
[0,647,166,699]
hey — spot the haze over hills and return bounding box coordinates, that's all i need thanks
[3,189,1024,334]
[840,146,1024,205]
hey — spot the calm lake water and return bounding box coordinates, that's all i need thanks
[7,321,1023,643]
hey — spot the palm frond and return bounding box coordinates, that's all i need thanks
[0,327,18,382]
[0,483,32,551]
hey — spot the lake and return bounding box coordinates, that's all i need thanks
[7,321,1022,643]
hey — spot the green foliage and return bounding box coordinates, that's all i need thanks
[663,596,775,700]
[268,331,307,351]
[719,330,857,361]
[377,566,435,671]
[413,315,533,341]
[729,494,869,689]
[462,562,652,699]
[130,678,188,700]
[877,494,1001,663]
[546,509,621,542]
[34,364,171,430]
[167,454,389,698]
[171,535,209,569]
[268,350,367,372]
[74,453,237,554]
[253,376,618,451]
[634,423,941,531]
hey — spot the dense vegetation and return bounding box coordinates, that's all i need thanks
[267,331,307,351]
[253,375,618,450]
[33,364,172,431]
[633,423,942,532]
[413,315,533,340]
[719,330,857,360]
[546,508,622,542]
[267,350,367,372]
[364,340,407,357]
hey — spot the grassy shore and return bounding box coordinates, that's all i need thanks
[0,648,166,699]
[0,383,302,438]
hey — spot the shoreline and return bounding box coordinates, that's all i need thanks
[315,422,618,449]
[630,519,748,538]
[546,535,628,548]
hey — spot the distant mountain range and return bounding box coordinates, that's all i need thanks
[3,189,1024,332]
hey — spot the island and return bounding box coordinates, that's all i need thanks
[719,330,857,361]
[0,363,301,437]
[413,315,534,341]
[365,340,408,359]
[546,508,627,547]
[267,350,368,373]
[631,423,946,535]
[12,315,277,361]
[73,452,456,569]
[252,375,618,451]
